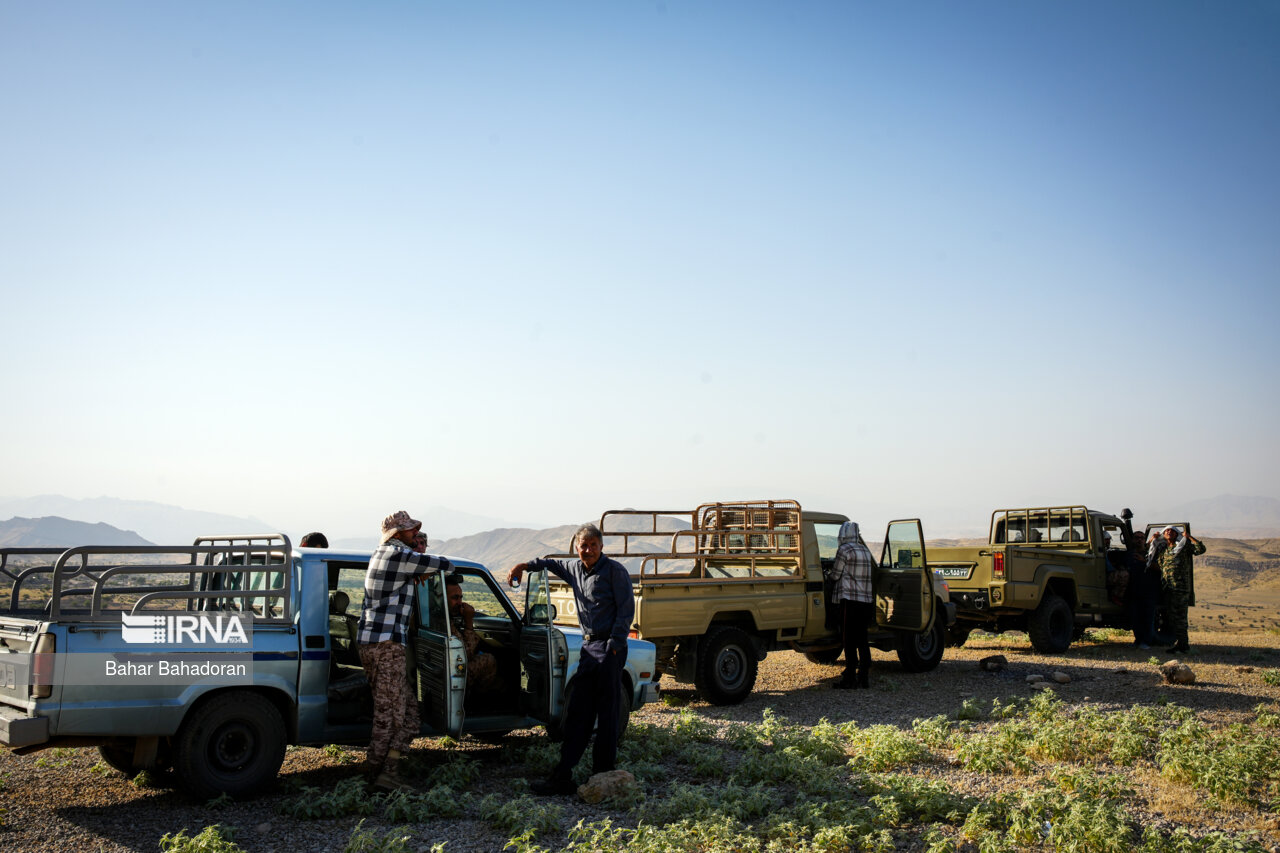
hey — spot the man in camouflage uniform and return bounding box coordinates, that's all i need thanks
[358,511,452,791]
[446,578,501,696]
[1152,526,1205,654]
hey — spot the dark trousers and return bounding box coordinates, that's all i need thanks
[1129,569,1161,645]
[552,640,626,781]
[841,600,874,682]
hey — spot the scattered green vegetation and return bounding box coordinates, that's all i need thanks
[158,825,243,853]
[1260,668,1280,687]
[342,819,422,853]
[323,743,359,764]
[276,776,377,818]
[173,689,1280,852]
[204,792,234,809]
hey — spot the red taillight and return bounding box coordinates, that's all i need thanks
[32,633,55,699]
[993,551,1005,580]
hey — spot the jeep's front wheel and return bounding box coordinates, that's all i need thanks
[896,619,946,672]
[947,624,973,648]
[694,626,758,705]
[1027,593,1074,653]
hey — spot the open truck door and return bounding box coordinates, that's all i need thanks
[876,519,933,632]
[412,573,465,738]
[518,569,566,724]
[877,519,945,672]
[1145,522,1196,607]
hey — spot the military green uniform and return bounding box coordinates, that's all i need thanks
[1158,537,1205,651]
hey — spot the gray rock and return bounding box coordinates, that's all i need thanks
[979,655,1008,672]
[1025,674,1045,683]
[1160,662,1196,685]
[1052,672,1071,684]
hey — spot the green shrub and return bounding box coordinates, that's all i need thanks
[159,825,243,853]
[479,793,563,837]
[276,777,377,819]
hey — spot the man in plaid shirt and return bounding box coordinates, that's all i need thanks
[830,520,876,690]
[358,511,452,791]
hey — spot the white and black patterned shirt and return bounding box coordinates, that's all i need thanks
[832,540,875,604]
[357,540,451,645]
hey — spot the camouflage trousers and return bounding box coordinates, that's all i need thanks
[1161,590,1190,649]
[358,640,419,767]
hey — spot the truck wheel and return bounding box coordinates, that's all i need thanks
[616,681,632,741]
[173,691,286,800]
[803,648,842,665]
[98,741,137,776]
[896,620,946,672]
[1027,593,1074,654]
[694,626,758,705]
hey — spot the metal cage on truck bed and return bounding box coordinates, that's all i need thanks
[1,534,293,624]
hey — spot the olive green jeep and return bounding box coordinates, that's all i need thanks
[927,506,1195,653]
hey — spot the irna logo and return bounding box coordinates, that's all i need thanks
[121,613,252,646]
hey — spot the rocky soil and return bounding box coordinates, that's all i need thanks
[2,628,1279,852]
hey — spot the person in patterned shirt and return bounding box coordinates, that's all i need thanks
[1154,526,1204,654]
[830,521,876,689]
[357,511,452,791]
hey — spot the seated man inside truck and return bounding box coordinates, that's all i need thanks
[445,577,502,699]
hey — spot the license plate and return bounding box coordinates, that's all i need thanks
[936,566,972,579]
[0,660,19,691]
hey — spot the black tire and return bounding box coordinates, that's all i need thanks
[694,626,758,705]
[803,647,843,666]
[616,681,632,742]
[98,740,137,776]
[173,691,286,800]
[1027,592,1075,654]
[947,625,973,648]
[896,619,946,672]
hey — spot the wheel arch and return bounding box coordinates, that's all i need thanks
[179,685,297,743]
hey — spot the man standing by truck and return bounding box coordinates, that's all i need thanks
[1155,526,1204,654]
[507,523,634,795]
[829,521,876,689]
[358,511,452,792]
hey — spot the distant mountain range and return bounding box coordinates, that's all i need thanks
[0,496,268,546]
[1152,495,1280,538]
[3,493,1279,554]
[0,516,153,548]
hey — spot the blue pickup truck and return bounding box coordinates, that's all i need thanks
[0,534,659,798]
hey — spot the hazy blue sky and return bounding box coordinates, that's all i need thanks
[3,1,1278,541]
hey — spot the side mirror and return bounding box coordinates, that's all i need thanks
[528,603,558,623]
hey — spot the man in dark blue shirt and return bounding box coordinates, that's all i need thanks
[507,522,634,795]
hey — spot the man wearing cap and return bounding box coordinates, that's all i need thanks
[1152,526,1204,654]
[358,511,451,791]
[507,522,634,795]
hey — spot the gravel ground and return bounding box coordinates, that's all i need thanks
[3,628,1279,852]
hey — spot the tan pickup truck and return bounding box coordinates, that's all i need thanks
[545,500,955,705]
[927,506,1194,653]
